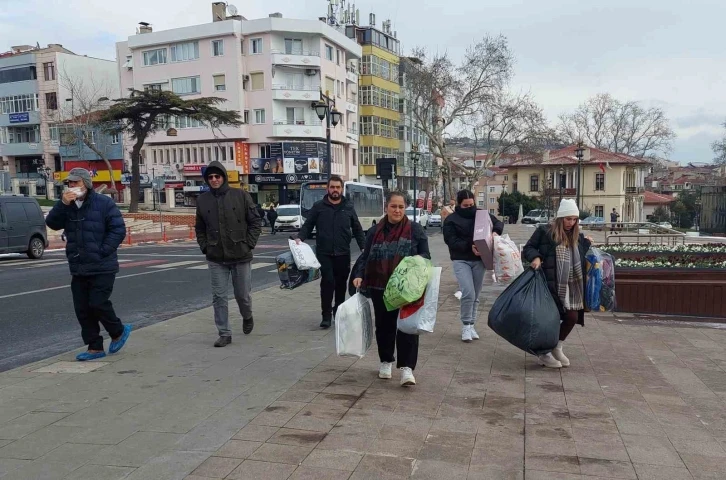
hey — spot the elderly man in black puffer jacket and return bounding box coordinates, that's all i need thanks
[195,161,262,347]
[46,168,130,361]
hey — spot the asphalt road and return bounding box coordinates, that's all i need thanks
[0,229,358,372]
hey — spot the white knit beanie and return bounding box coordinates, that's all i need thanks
[557,198,579,218]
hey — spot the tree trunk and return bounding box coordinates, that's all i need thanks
[129,140,143,213]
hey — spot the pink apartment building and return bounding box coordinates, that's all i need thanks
[116,5,361,207]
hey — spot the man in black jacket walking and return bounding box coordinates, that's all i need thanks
[195,162,262,347]
[294,175,365,328]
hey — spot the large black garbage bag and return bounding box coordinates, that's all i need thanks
[487,267,560,356]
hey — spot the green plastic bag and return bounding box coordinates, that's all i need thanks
[383,256,433,311]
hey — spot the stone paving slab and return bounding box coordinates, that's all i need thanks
[0,226,725,479]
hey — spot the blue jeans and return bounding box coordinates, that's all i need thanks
[452,260,486,325]
[209,261,253,337]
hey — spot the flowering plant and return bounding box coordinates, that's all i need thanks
[603,243,726,254]
[615,255,726,269]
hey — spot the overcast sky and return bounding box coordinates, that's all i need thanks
[2,0,724,164]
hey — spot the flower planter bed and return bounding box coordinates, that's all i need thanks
[601,243,726,254]
[616,268,726,318]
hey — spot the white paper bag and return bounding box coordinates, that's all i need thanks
[397,267,442,335]
[335,293,374,358]
[493,234,524,284]
[288,239,321,270]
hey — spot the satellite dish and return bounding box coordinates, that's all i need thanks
[227,4,238,16]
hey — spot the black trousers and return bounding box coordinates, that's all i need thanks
[71,274,124,351]
[269,219,276,234]
[560,310,579,341]
[370,289,419,370]
[318,253,351,317]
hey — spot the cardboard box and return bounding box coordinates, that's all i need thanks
[473,210,494,269]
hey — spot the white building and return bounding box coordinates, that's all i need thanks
[116,3,361,207]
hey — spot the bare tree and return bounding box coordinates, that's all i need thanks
[56,70,120,195]
[459,93,554,189]
[558,93,676,158]
[405,35,514,199]
[711,121,726,165]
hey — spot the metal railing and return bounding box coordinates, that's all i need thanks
[347,127,358,135]
[625,186,645,194]
[269,49,320,57]
[272,119,323,126]
[271,84,320,91]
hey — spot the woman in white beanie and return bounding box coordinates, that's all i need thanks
[522,198,592,368]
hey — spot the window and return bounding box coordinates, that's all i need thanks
[325,44,333,61]
[0,125,41,144]
[0,66,36,84]
[45,92,58,110]
[212,40,224,57]
[285,73,304,89]
[595,173,605,191]
[143,48,167,66]
[111,133,119,144]
[286,107,305,124]
[254,109,266,124]
[594,205,604,218]
[43,62,55,81]
[336,49,341,65]
[199,147,204,163]
[250,38,263,54]
[325,76,334,95]
[240,40,244,54]
[49,124,59,142]
[529,175,539,192]
[0,94,39,114]
[284,38,303,55]
[490,209,496,214]
[489,186,495,193]
[229,146,234,162]
[186,148,191,164]
[152,150,158,164]
[144,83,163,92]
[250,72,264,90]
[259,144,271,158]
[490,197,496,204]
[213,74,226,91]
[243,110,249,124]
[171,41,199,62]
[171,76,201,95]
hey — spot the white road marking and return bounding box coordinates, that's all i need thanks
[148,260,203,269]
[0,259,60,267]
[0,268,175,300]
[251,262,275,270]
[188,264,209,270]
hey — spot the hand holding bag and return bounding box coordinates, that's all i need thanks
[397,267,442,335]
[335,293,374,358]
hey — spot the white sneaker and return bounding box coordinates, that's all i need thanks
[400,367,416,386]
[378,362,393,379]
[462,325,473,342]
[552,341,570,367]
[538,353,563,369]
[470,325,480,340]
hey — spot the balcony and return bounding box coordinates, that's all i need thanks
[346,127,359,143]
[626,186,645,195]
[346,97,357,113]
[346,66,358,83]
[0,142,43,156]
[544,188,577,197]
[272,120,324,138]
[270,50,321,68]
[271,84,320,102]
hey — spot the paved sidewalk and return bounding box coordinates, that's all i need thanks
[2,227,726,479]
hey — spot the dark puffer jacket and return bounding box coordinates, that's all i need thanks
[522,225,591,324]
[443,207,504,262]
[45,190,126,276]
[297,195,365,256]
[195,161,262,264]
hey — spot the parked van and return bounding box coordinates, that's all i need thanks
[274,204,304,232]
[0,195,48,259]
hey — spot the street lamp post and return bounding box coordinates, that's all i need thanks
[312,91,342,178]
[558,166,564,206]
[501,180,506,222]
[575,142,585,211]
[410,144,421,223]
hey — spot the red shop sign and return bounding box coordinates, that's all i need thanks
[183,164,205,173]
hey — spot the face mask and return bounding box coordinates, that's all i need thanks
[69,187,84,196]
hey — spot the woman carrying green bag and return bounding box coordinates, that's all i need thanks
[353,191,430,387]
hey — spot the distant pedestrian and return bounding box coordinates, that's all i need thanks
[523,199,592,368]
[352,191,430,386]
[294,175,365,328]
[267,204,278,235]
[443,190,504,342]
[45,168,131,361]
[610,208,620,234]
[195,161,262,347]
[256,204,268,227]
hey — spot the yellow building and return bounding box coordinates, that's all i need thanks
[502,145,650,222]
[345,22,401,181]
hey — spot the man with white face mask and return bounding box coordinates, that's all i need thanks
[45,168,130,361]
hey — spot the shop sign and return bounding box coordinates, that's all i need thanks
[250,173,326,184]
[183,164,206,173]
[9,112,29,123]
[234,142,251,173]
[121,173,151,186]
[174,191,185,207]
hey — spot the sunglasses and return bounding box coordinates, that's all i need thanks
[208,174,223,180]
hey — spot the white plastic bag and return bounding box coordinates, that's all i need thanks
[335,293,373,358]
[288,239,321,270]
[397,267,442,335]
[493,234,524,284]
